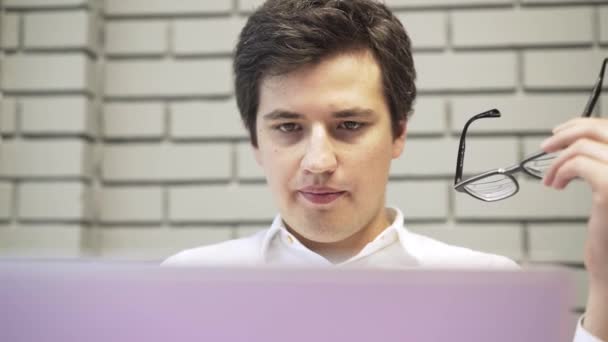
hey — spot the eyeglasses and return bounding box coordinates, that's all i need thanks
[453,57,607,202]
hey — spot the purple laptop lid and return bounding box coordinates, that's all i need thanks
[0,261,575,342]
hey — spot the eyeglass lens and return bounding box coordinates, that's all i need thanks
[521,151,561,178]
[464,173,518,201]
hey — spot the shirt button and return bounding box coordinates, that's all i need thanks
[286,235,294,244]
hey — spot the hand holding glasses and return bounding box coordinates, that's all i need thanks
[453,57,607,202]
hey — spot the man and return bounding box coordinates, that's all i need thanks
[164,0,608,340]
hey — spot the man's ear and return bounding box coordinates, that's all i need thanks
[391,119,408,159]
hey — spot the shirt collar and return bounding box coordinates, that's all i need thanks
[259,207,408,265]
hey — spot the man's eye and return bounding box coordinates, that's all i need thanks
[339,121,364,130]
[276,123,301,133]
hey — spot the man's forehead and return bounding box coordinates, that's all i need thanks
[259,49,381,89]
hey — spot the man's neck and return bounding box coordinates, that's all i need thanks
[288,208,394,264]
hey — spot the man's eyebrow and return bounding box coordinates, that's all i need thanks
[261,108,376,120]
[262,110,303,121]
[333,108,376,119]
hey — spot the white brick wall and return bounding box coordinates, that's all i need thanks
[524,50,608,89]
[102,143,231,182]
[173,18,246,55]
[0,183,12,220]
[0,140,92,178]
[2,13,19,50]
[0,1,602,302]
[452,8,593,48]
[2,54,94,93]
[104,59,232,98]
[99,187,163,223]
[105,21,168,56]
[0,98,17,134]
[601,7,608,44]
[23,10,95,51]
[528,223,586,263]
[0,225,83,258]
[170,100,247,139]
[104,0,232,16]
[409,222,524,261]
[4,0,89,8]
[396,13,447,50]
[415,52,517,91]
[21,97,94,136]
[18,182,90,221]
[103,102,165,138]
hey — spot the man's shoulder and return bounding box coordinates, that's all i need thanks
[161,229,269,267]
[404,230,519,269]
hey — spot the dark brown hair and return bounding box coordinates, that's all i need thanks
[234,0,416,147]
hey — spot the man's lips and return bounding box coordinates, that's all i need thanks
[297,187,346,205]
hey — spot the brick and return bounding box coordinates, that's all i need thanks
[454,177,592,220]
[238,0,265,12]
[21,96,94,136]
[0,140,92,178]
[93,226,233,260]
[104,102,164,138]
[453,8,592,48]
[5,0,88,8]
[105,0,231,16]
[408,97,446,134]
[105,21,167,56]
[415,51,516,91]
[99,187,163,223]
[173,18,246,55]
[601,7,608,44]
[171,100,246,139]
[102,143,231,182]
[451,137,519,174]
[390,137,454,176]
[524,50,608,90]
[170,184,276,222]
[450,94,588,134]
[237,142,264,180]
[0,225,83,258]
[528,223,586,263]
[1,13,19,50]
[24,10,94,50]
[2,54,94,93]
[18,182,90,221]
[522,0,603,3]
[1,98,17,134]
[396,12,446,50]
[105,59,232,98]
[408,222,523,261]
[0,183,12,220]
[386,180,448,220]
[385,0,510,8]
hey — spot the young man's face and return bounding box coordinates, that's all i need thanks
[254,50,407,252]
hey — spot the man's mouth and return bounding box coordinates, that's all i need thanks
[297,187,346,205]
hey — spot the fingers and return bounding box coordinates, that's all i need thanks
[547,155,608,192]
[543,138,608,187]
[541,118,608,153]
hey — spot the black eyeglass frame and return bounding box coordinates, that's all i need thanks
[453,57,607,202]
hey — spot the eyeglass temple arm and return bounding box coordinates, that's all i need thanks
[581,57,607,117]
[454,109,501,185]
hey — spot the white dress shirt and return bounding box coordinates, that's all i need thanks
[163,207,603,342]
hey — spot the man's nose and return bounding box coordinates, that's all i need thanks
[300,126,338,174]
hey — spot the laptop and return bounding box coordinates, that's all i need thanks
[0,261,575,342]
